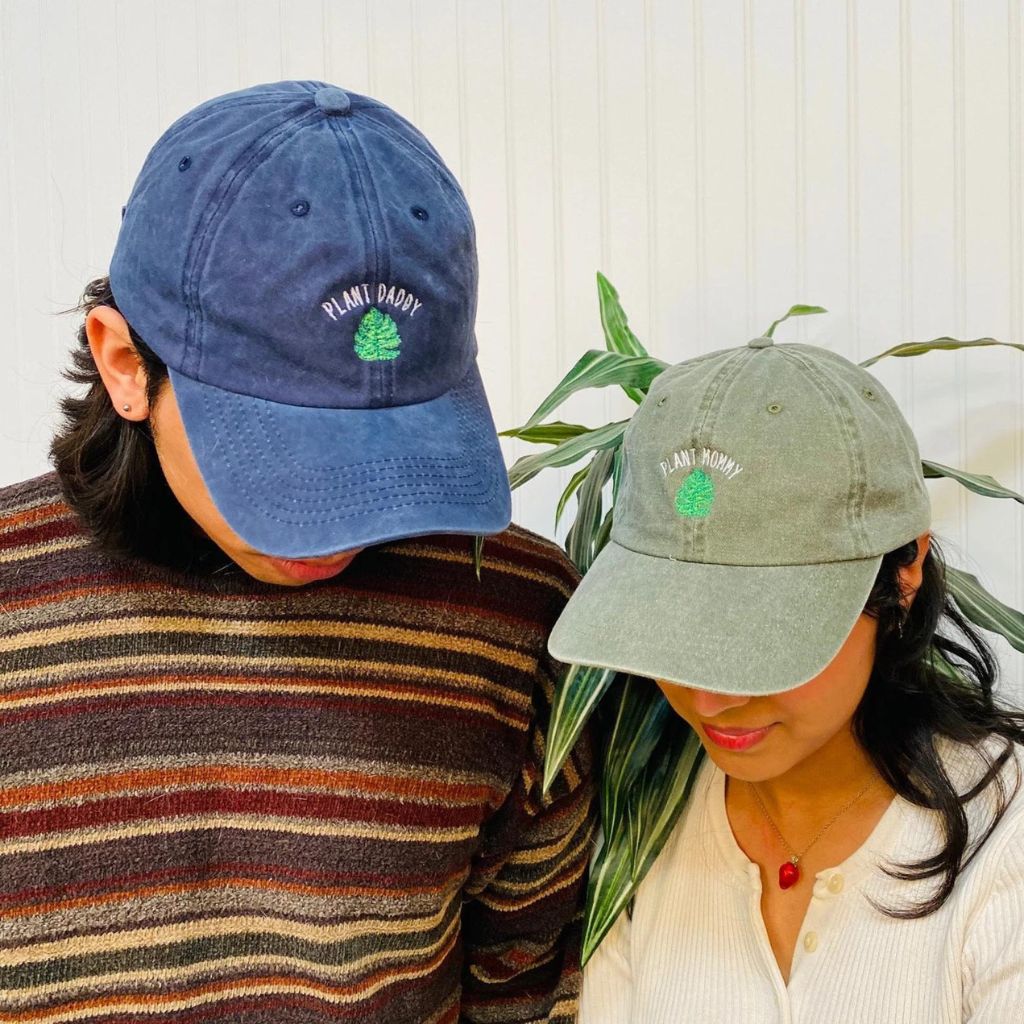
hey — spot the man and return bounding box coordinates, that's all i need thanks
[0,81,593,1024]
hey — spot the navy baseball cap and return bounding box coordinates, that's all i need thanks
[109,80,511,558]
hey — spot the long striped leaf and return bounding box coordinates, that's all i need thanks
[507,421,628,490]
[581,712,703,964]
[763,304,828,338]
[600,679,672,847]
[581,824,633,965]
[597,272,648,403]
[542,662,618,794]
[632,727,703,882]
[946,567,1024,653]
[555,463,592,529]
[472,536,484,581]
[860,336,1024,368]
[922,460,1024,505]
[500,421,593,445]
[523,350,668,430]
[567,448,616,573]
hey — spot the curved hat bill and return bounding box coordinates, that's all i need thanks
[547,540,884,696]
[168,360,512,558]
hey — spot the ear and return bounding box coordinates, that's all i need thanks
[85,306,151,421]
[897,531,931,610]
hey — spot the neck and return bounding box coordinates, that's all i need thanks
[751,723,884,819]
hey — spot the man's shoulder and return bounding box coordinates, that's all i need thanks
[0,472,100,593]
[374,526,578,634]
[0,471,85,548]
[0,471,68,520]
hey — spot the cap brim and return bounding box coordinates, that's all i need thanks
[547,540,883,695]
[169,360,511,558]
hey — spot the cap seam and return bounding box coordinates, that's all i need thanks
[182,108,321,378]
[780,347,870,552]
[360,118,470,221]
[689,348,751,561]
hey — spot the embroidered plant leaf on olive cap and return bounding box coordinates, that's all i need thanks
[547,336,931,696]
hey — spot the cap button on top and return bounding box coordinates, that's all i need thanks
[314,86,352,116]
[748,336,774,349]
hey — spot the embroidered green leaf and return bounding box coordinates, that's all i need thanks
[354,307,401,361]
[675,468,715,517]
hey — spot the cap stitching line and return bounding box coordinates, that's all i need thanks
[182,108,322,377]
[780,348,870,552]
[210,387,493,501]
[201,391,499,524]
[348,125,398,405]
[329,118,388,407]
[244,380,484,481]
[687,349,750,561]
[135,96,306,189]
[239,393,483,489]
[360,119,470,220]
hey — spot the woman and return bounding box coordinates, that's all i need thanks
[548,335,1024,1021]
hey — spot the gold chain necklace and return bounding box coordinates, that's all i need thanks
[748,777,879,890]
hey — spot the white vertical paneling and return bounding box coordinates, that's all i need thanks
[646,0,697,362]
[323,1,371,92]
[747,0,798,340]
[1,0,1021,688]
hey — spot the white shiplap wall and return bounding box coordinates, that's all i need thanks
[1,0,1021,690]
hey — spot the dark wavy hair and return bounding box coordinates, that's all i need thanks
[51,276,226,574]
[858,535,1024,917]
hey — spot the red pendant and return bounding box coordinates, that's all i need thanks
[779,860,800,890]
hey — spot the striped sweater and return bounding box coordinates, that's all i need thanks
[0,473,595,1024]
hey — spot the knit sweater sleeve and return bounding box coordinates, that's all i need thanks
[459,646,597,1024]
[963,826,1024,1021]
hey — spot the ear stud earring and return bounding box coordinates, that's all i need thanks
[122,404,131,413]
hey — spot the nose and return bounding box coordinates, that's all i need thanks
[689,688,751,719]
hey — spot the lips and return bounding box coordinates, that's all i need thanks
[702,722,775,752]
[264,553,358,583]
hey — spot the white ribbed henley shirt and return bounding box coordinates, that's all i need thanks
[580,739,1024,1023]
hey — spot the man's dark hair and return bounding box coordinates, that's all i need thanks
[857,535,1024,917]
[51,276,224,573]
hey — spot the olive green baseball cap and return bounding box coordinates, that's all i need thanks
[547,337,931,695]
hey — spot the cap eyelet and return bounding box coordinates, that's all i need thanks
[178,156,192,172]
[290,200,310,217]
[411,206,429,222]
[656,395,668,407]
[862,388,877,401]
[767,402,783,414]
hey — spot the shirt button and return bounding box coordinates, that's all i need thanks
[803,931,819,953]
[827,873,845,894]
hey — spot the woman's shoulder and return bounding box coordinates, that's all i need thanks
[938,733,1024,873]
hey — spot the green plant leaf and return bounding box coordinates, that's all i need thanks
[630,728,703,884]
[946,567,1024,653]
[472,536,484,581]
[859,336,1024,368]
[922,460,1024,505]
[599,679,672,846]
[353,307,402,361]
[567,448,615,573]
[542,663,618,794]
[580,685,704,965]
[597,272,648,403]
[555,464,592,529]
[499,421,593,445]
[507,421,629,491]
[763,304,828,339]
[523,350,667,430]
[674,467,715,517]
[594,506,614,553]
